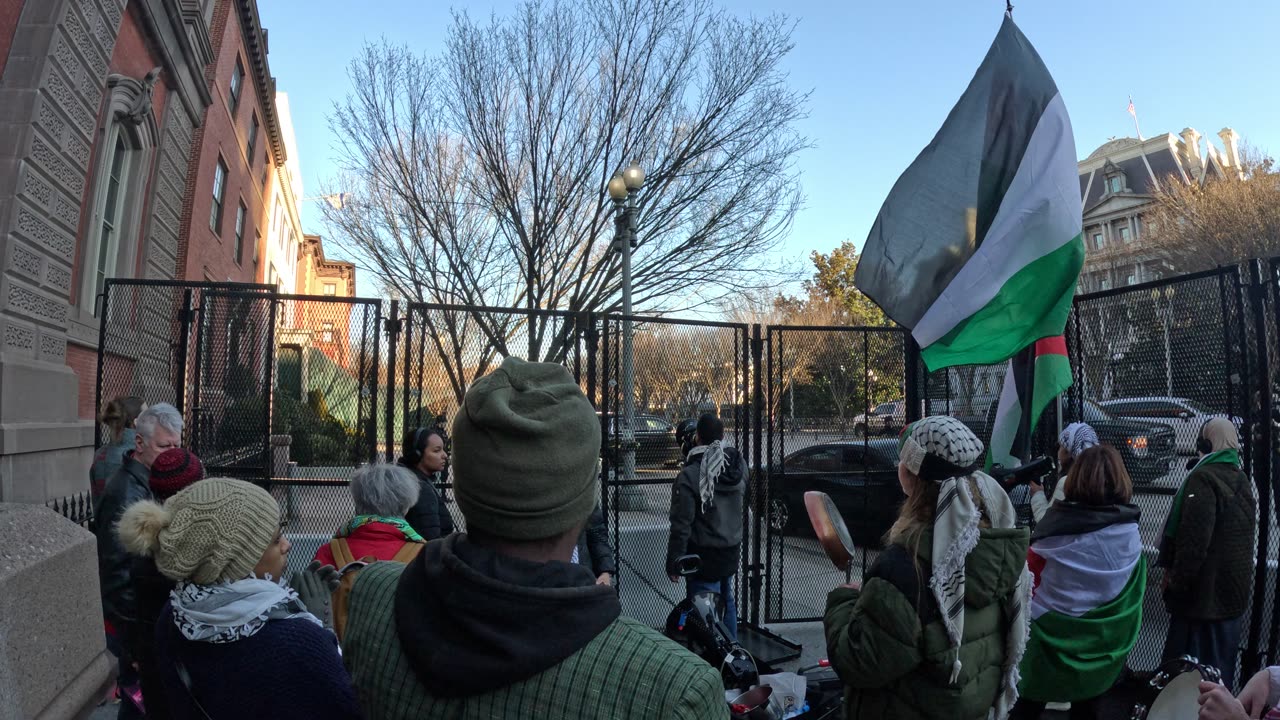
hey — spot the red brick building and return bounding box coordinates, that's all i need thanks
[178,0,281,284]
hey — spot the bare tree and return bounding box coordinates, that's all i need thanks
[323,0,807,400]
[1145,145,1280,273]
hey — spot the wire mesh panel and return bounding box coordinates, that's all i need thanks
[397,304,590,532]
[1065,266,1252,679]
[189,290,277,484]
[600,315,750,629]
[763,325,907,623]
[267,296,382,540]
[96,281,274,449]
[272,296,381,472]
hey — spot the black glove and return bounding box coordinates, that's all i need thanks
[292,560,341,629]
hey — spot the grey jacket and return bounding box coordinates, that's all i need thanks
[666,445,747,580]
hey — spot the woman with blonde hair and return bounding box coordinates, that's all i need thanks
[824,416,1032,720]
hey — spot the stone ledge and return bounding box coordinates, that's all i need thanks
[0,504,108,720]
[0,421,95,455]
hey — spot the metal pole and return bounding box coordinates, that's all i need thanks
[1164,304,1173,397]
[620,195,637,487]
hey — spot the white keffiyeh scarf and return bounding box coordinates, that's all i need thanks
[687,440,726,512]
[900,416,1032,720]
[169,574,322,644]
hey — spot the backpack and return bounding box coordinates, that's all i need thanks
[328,537,424,642]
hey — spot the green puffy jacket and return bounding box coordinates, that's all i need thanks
[824,527,1029,720]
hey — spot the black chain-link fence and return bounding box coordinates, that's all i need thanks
[1064,266,1255,681]
[93,268,1280,674]
[600,315,751,629]
[763,325,906,622]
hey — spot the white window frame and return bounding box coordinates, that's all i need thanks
[78,73,161,320]
[82,129,131,317]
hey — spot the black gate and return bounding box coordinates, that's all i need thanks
[188,288,278,482]
[1064,265,1260,681]
[91,268,1280,679]
[763,324,908,622]
[598,315,753,628]
[95,279,273,459]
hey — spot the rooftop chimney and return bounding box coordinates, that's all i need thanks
[1218,127,1242,170]
[1180,127,1204,181]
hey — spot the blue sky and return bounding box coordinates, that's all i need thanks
[258,0,1279,292]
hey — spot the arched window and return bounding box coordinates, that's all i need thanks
[80,70,161,317]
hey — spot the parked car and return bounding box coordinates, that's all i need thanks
[1100,396,1243,455]
[598,413,683,468]
[852,402,901,437]
[767,439,904,548]
[983,399,1176,485]
[852,399,961,437]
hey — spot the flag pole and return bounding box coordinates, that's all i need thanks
[1018,342,1036,464]
[1127,96,1144,141]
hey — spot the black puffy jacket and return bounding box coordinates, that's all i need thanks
[399,460,456,540]
[95,452,151,628]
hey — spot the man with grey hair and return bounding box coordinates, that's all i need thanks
[94,401,182,719]
[314,464,426,568]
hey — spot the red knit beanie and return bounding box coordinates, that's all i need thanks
[149,449,204,500]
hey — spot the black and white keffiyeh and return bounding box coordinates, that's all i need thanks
[900,416,1032,720]
[170,574,322,644]
[687,440,726,512]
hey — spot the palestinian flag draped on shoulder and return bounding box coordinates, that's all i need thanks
[1019,504,1146,703]
[853,16,1084,372]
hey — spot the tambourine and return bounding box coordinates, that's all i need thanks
[804,491,854,572]
[1131,656,1222,720]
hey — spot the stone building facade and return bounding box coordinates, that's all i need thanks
[1077,127,1243,293]
[0,0,214,502]
[0,0,320,504]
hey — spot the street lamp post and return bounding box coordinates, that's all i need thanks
[609,163,644,490]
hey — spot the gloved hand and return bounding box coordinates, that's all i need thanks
[292,560,341,629]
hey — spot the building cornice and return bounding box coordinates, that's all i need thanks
[134,0,214,124]
[236,0,285,166]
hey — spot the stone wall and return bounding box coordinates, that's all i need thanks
[0,503,114,719]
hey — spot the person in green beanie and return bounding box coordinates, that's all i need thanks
[342,356,727,720]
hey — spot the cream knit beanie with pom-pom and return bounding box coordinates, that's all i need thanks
[118,477,282,584]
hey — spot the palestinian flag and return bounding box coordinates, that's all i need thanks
[853,16,1084,371]
[987,336,1072,470]
[1019,504,1146,703]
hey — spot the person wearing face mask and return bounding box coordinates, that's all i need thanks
[119,478,359,719]
[397,427,456,540]
[1159,417,1255,689]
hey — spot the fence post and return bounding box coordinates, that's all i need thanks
[94,283,111,449]
[749,324,765,626]
[1247,260,1273,675]
[384,300,400,464]
[905,335,922,423]
[175,289,194,414]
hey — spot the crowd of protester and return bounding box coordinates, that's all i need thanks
[88,359,1270,720]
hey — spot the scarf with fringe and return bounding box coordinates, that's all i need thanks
[900,416,1032,720]
[170,574,322,644]
[687,440,726,512]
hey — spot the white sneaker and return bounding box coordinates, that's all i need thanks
[1045,702,1071,711]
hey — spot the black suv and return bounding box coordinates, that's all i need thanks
[979,399,1175,485]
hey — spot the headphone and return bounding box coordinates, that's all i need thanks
[403,427,432,466]
[1196,420,1214,456]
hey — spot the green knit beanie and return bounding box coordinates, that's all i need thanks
[120,478,283,584]
[452,356,601,540]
